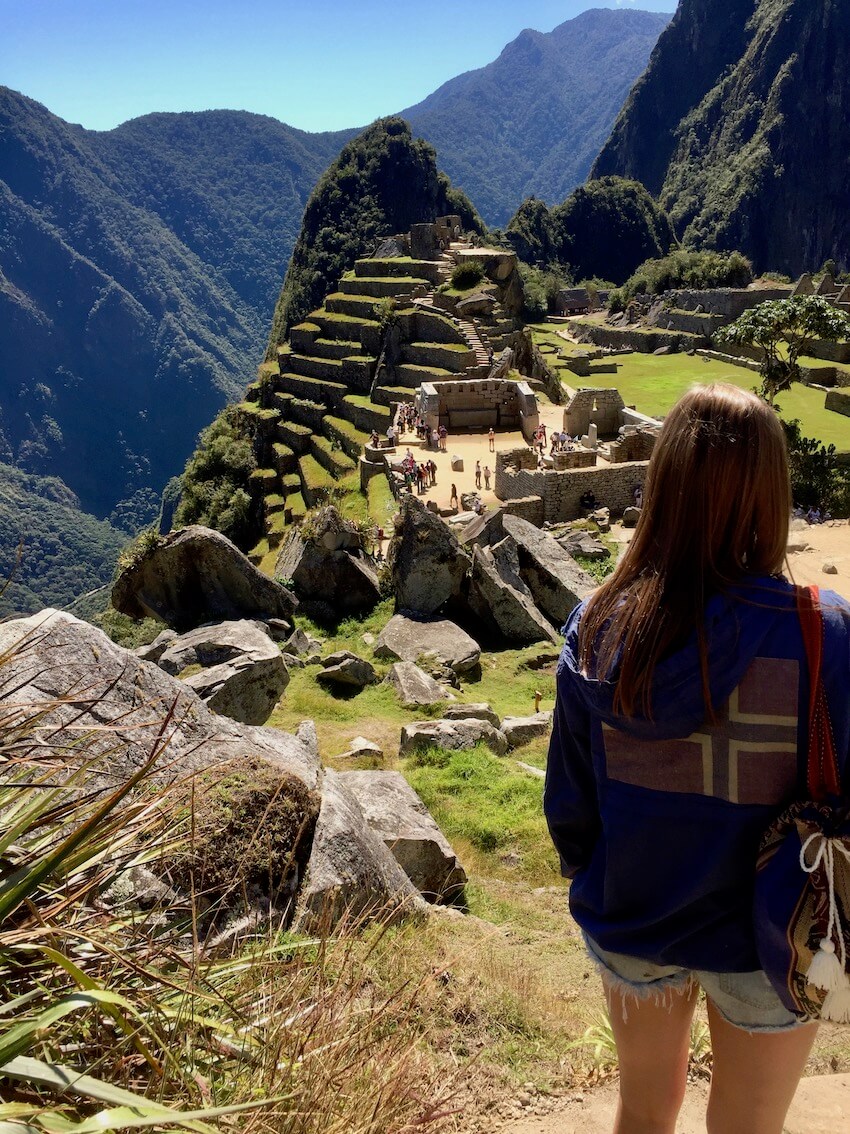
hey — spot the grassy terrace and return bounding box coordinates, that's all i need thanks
[530,324,850,452]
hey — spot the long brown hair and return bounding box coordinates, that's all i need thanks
[578,383,791,718]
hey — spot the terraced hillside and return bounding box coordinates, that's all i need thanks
[241,243,521,566]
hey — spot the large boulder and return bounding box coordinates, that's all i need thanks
[317,651,377,689]
[156,620,289,726]
[399,719,508,758]
[468,542,560,646]
[275,508,380,619]
[501,712,554,748]
[340,771,467,903]
[387,496,471,616]
[112,525,296,631]
[443,703,501,728]
[502,515,595,626]
[292,770,424,933]
[386,662,452,707]
[375,613,480,676]
[557,530,611,559]
[0,610,319,791]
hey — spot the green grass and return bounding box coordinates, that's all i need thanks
[404,745,558,886]
[367,474,397,527]
[568,351,850,451]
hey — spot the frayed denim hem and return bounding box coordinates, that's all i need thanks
[582,932,695,1022]
[706,995,813,1035]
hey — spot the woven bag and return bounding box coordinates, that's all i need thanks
[754,585,850,1022]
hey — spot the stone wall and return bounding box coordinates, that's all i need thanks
[607,429,657,464]
[667,287,792,317]
[661,310,724,336]
[553,450,597,470]
[825,389,850,417]
[572,323,701,354]
[419,380,539,440]
[402,342,475,372]
[807,339,850,363]
[495,450,649,523]
[563,388,626,436]
[500,496,545,525]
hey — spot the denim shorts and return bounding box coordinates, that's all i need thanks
[584,934,806,1033]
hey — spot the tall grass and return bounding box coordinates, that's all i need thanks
[0,640,456,1133]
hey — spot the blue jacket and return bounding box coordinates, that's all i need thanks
[544,576,850,972]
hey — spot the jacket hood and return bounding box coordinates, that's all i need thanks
[561,576,797,740]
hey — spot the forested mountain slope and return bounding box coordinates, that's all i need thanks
[0,87,351,527]
[592,0,850,274]
[404,7,670,227]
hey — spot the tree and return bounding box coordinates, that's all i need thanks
[717,296,850,404]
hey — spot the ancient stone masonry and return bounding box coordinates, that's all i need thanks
[495,448,649,524]
[563,388,625,437]
[417,377,539,442]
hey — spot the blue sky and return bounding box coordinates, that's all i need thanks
[1,0,676,133]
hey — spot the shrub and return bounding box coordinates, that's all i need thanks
[618,249,754,304]
[450,258,486,291]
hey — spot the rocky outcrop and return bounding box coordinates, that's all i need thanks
[156,619,289,725]
[292,770,424,934]
[502,515,595,626]
[386,662,452,708]
[557,529,611,559]
[375,613,480,676]
[341,771,467,903]
[317,651,377,689]
[501,712,554,748]
[0,609,470,937]
[275,507,380,620]
[443,703,501,728]
[387,496,471,616]
[0,609,318,791]
[399,719,508,758]
[468,542,560,645]
[112,526,296,631]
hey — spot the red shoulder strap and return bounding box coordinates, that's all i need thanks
[797,584,841,799]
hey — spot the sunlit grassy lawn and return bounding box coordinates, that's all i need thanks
[585,352,850,451]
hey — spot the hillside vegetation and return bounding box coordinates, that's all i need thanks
[404,7,670,226]
[506,177,676,285]
[266,118,483,347]
[592,0,850,275]
[0,87,350,525]
[0,463,127,615]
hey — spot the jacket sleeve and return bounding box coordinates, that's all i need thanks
[544,663,600,879]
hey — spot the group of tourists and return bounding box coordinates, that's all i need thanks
[473,460,491,491]
[399,449,437,495]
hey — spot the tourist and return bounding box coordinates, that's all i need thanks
[450,483,459,511]
[385,425,394,448]
[429,428,437,450]
[475,461,481,489]
[370,429,379,448]
[580,489,596,513]
[483,465,491,490]
[488,426,495,452]
[632,484,644,510]
[428,459,437,486]
[439,424,448,451]
[545,384,850,1134]
[374,525,384,561]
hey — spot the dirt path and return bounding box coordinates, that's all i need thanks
[494,1073,850,1133]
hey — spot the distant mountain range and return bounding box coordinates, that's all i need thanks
[405,7,671,226]
[593,0,850,275]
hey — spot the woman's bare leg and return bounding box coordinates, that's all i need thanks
[604,979,699,1134]
[705,999,817,1134]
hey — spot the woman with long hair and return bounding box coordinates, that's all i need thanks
[545,384,850,1134]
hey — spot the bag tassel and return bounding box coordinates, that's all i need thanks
[801,835,850,999]
[821,976,850,1023]
[806,938,847,992]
